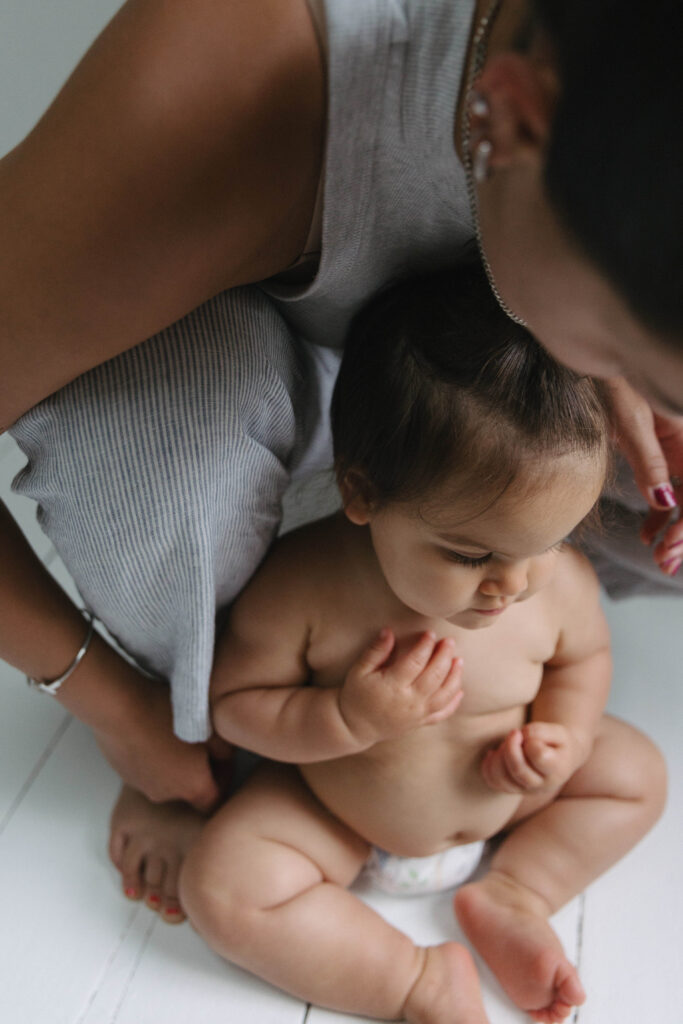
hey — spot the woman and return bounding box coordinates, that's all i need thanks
[0,0,681,917]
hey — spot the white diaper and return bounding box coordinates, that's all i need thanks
[361,840,486,897]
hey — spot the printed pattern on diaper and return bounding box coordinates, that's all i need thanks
[362,840,486,896]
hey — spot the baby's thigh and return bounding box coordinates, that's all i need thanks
[560,714,667,809]
[181,763,371,909]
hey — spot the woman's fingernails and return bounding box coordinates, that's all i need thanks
[666,539,683,552]
[651,483,677,509]
[147,893,161,905]
[125,887,139,899]
[661,557,682,576]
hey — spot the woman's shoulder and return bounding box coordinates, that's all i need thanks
[0,0,326,426]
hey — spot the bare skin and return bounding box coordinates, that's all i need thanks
[176,462,667,1021]
[0,0,679,914]
[109,786,206,922]
[181,762,489,1024]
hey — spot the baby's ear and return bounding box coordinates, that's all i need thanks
[339,469,375,525]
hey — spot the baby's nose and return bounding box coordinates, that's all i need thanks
[479,561,529,598]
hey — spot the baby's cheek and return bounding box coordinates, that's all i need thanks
[526,560,557,597]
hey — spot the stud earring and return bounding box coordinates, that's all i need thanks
[469,91,490,119]
[472,138,493,183]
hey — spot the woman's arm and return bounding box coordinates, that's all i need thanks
[0,500,224,810]
[0,0,325,427]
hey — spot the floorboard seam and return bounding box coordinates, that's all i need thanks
[0,713,72,838]
[108,914,157,1024]
[74,905,143,1024]
[571,890,586,1023]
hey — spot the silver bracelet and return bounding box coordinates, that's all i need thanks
[26,611,96,696]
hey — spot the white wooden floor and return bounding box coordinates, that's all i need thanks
[2,426,683,1024]
[1,3,682,1019]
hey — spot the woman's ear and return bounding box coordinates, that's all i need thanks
[339,470,375,525]
[474,49,558,171]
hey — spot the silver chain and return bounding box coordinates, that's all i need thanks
[462,0,528,327]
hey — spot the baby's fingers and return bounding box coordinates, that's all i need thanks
[481,747,520,793]
[423,657,464,722]
[354,628,396,677]
[412,637,458,694]
[391,631,440,684]
[501,730,545,790]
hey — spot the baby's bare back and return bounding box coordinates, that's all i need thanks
[301,592,559,857]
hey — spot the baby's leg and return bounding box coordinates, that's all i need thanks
[455,716,667,1023]
[180,762,489,1024]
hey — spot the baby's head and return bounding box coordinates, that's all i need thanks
[332,262,611,627]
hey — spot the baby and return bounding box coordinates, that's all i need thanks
[180,265,666,1024]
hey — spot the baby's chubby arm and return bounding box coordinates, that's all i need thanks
[211,536,464,762]
[482,548,611,795]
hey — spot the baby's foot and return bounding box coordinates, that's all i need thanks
[109,785,206,923]
[403,942,490,1024]
[454,873,585,1023]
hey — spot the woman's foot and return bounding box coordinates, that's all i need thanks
[109,785,206,923]
[454,872,585,1023]
[403,942,490,1024]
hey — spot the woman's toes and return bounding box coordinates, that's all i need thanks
[120,839,147,901]
[142,853,165,911]
[160,902,186,924]
[145,890,163,910]
[159,859,185,923]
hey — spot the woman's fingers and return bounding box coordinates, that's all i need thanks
[608,378,676,510]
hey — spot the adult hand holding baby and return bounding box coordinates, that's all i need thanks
[339,629,464,748]
[481,722,586,795]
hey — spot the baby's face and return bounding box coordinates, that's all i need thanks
[363,453,604,629]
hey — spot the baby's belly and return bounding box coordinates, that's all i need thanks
[300,713,524,857]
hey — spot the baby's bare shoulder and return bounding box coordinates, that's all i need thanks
[545,545,609,658]
[547,544,601,607]
[239,515,352,614]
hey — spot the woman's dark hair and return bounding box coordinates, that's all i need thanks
[332,261,610,509]
[533,0,682,337]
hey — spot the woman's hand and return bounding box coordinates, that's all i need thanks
[93,682,231,813]
[62,635,231,812]
[607,378,683,575]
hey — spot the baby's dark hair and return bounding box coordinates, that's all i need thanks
[332,261,611,511]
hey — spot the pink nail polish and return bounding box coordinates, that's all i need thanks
[165,907,182,916]
[652,484,677,509]
[661,557,682,576]
[666,539,683,552]
[148,893,161,905]
[125,887,138,898]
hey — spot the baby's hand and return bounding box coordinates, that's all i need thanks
[481,722,583,795]
[339,629,464,748]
